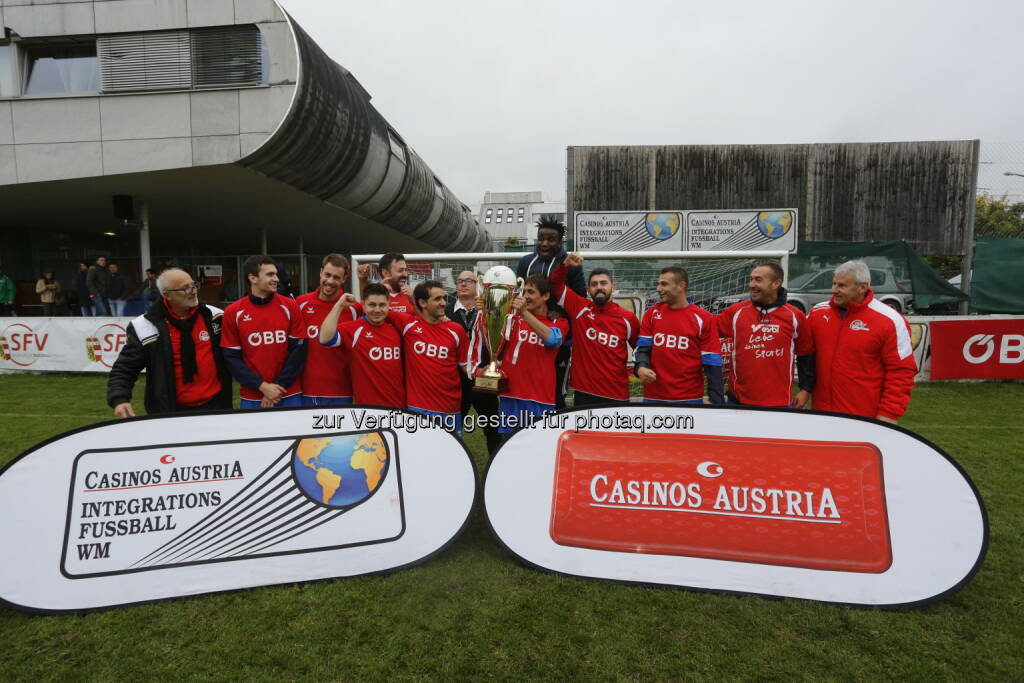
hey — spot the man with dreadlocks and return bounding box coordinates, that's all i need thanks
[516,215,585,410]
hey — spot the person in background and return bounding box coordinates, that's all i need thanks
[36,270,60,316]
[87,256,111,315]
[140,268,160,305]
[106,262,128,316]
[107,268,232,417]
[276,262,294,298]
[357,252,416,314]
[74,262,93,316]
[0,266,14,316]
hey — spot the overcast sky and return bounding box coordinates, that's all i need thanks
[281,0,1024,204]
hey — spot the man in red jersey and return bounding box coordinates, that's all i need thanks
[319,283,405,409]
[388,280,468,433]
[551,253,640,407]
[717,262,815,408]
[496,274,569,434]
[221,256,306,409]
[635,266,724,405]
[357,252,416,314]
[808,260,916,423]
[107,268,232,416]
[296,254,359,407]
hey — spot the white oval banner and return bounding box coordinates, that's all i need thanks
[484,406,987,607]
[0,407,477,612]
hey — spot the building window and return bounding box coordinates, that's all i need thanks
[387,130,407,164]
[518,208,525,215]
[24,41,99,95]
[496,217,502,223]
[485,208,493,215]
[191,25,264,88]
[0,44,16,97]
[485,217,491,223]
[518,217,524,222]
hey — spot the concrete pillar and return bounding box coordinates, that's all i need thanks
[138,201,151,275]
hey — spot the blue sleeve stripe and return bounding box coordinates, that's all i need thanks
[701,352,723,367]
[544,326,563,348]
[636,336,652,348]
[321,331,341,348]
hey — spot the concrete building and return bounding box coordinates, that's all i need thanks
[0,0,488,310]
[478,191,565,247]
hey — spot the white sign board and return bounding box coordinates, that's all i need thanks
[485,406,986,607]
[573,210,798,253]
[0,317,131,372]
[0,408,477,612]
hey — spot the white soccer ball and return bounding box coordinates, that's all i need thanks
[482,265,517,287]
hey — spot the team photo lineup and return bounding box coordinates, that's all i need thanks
[106,215,918,449]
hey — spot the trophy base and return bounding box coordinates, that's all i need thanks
[473,372,507,395]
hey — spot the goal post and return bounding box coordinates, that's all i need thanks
[349,251,790,314]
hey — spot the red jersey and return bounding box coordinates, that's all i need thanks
[556,287,639,401]
[638,303,721,401]
[332,318,404,408]
[501,314,569,405]
[221,294,304,401]
[387,291,417,315]
[296,291,358,399]
[808,290,917,420]
[389,312,467,413]
[167,303,222,407]
[717,298,812,406]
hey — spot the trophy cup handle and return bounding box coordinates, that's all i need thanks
[515,277,525,297]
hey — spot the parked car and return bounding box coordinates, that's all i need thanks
[711,268,914,314]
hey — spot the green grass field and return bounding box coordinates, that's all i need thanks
[0,374,1022,680]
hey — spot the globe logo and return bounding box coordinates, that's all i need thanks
[291,433,390,508]
[756,211,793,239]
[644,213,680,241]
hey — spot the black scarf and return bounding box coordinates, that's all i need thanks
[164,304,200,383]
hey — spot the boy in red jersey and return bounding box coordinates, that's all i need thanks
[496,274,568,434]
[635,266,724,405]
[388,280,468,433]
[221,256,306,409]
[551,253,640,406]
[717,262,815,408]
[356,252,416,315]
[319,283,405,409]
[296,254,359,407]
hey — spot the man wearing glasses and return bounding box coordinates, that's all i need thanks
[107,268,233,417]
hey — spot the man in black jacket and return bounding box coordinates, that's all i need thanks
[515,215,586,410]
[107,268,232,417]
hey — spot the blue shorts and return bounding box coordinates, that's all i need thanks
[240,394,305,410]
[643,398,703,405]
[498,396,554,434]
[407,406,462,436]
[302,396,353,407]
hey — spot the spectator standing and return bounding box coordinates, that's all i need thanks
[35,271,61,316]
[140,268,160,305]
[74,263,93,316]
[106,263,128,316]
[86,256,111,315]
[0,266,14,316]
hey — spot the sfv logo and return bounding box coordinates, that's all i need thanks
[962,334,1024,364]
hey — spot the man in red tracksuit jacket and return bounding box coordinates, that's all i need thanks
[807,260,917,423]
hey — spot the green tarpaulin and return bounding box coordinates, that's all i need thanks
[971,237,1024,314]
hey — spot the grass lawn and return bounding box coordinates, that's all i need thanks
[0,374,1022,679]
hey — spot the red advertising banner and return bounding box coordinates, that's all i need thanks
[930,319,1024,380]
[550,431,891,573]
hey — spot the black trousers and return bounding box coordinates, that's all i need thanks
[572,390,631,408]
[460,377,501,456]
[175,393,232,413]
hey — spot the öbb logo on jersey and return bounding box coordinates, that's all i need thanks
[247,329,288,346]
[413,341,450,359]
[369,346,400,361]
[517,329,544,345]
[585,327,622,347]
[551,431,890,573]
[1,323,50,367]
[961,333,1024,365]
[653,333,689,349]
